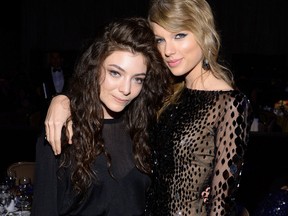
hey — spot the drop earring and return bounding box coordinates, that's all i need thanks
[202,50,211,70]
[202,58,210,70]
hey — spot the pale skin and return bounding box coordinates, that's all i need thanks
[150,22,232,204]
[46,23,232,153]
[45,50,147,154]
[151,22,232,91]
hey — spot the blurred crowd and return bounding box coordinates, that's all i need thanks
[0,50,74,134]
[0,73,44,132]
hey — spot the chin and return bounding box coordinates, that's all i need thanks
[109,105,127,113]
[170,70,185,77]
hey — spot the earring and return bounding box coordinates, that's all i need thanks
[202,58,210,70]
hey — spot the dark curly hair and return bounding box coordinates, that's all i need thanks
[59,17,173,200]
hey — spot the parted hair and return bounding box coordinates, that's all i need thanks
[60,17,172,198]
[148,0,235,104]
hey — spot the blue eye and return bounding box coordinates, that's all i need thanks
[155,37,164,44]
[134,77,145,84]
[175,33,187,39]
[109,70,120,77]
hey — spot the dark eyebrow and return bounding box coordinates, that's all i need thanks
[108,64,147,76]
[108,64,125,72]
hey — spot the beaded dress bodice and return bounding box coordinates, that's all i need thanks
[146,88,251,216]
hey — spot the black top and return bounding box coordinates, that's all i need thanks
[145,88,252,216]
[32,118,151,216]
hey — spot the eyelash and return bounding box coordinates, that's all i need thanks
[175,33,187,39]
[155,33,187,44]
[134,77,145,84]
[109,70,145,84]
[156,38,164,44]
[109,70,120,77]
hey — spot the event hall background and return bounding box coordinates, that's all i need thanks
[1,0,288,214]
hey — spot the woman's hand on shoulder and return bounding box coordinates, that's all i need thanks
[45,95,72,155]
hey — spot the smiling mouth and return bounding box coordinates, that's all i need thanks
[167,59,181,67]
[114,96,129,104]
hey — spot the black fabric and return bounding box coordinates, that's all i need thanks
[31,129,58,216]
[31,118,151,216]
[146,89,251,216]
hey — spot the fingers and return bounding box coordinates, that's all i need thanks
[201,187,211,203]
[65,120,73,144]
[45,117,63,155]
[201,192,208,203]
[54,121,63,155]
[44,95,71,155]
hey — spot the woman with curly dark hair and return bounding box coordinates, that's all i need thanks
[31,17,172,216]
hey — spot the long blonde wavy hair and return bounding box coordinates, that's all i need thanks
[148,0,235,115]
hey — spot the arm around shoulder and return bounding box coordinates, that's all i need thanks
[45,94,73,155]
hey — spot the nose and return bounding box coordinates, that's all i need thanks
[119,79,131,96]
[164,41,176,57]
